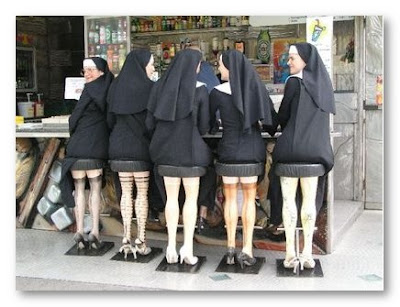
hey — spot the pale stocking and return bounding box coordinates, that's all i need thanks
[280,176,299,262]
[300,176,318,257]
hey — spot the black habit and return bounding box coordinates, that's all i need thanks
[60,57,114,208]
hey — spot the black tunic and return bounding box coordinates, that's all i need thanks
[210,83,266,164]
[107,49,154,162]
[146,83,212,168]
[60,62,113,208]
[272,77,334,174]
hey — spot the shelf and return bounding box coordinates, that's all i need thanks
[131,26,248,37]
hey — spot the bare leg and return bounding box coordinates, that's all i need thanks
[134,171,151,255]
[87,169,103,248]
[299,176,318,268]
[164,176,181,263]
[71,170,86,249]
[240,177,258,257]
[280,176,299,267]
[180,177,200,265]
[118,172,136,258]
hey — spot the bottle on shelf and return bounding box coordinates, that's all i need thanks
[119,44,126,70]
[257,28,271,64]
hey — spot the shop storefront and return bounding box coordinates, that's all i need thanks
[15,16,383,255]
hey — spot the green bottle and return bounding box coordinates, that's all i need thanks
[257,29,271,64]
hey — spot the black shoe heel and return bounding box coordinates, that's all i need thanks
[226,247,236,265]
[237,252,256,269]
[88,233,104,250]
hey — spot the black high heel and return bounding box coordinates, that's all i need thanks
[88,233,104,250]
[196,217,206,234]
[226,247,236,265]
[236,252,256,269]
[73,233,87,249]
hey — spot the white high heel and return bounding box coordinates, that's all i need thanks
[165,246,178,264]
[299,254,316,270]
[119,237,137,260]
[283,257,300,273]
[179,246,198,265]
[135,238,151,256]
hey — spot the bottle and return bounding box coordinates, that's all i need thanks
[99,23,106,44]
[107,45,113,71]
[257,29,271,64]
[376,75,383,105]
[118,44,126,70]
[122,19,127,42]
[35,93,44,117]
[112,45,119,73]
[105,24,112,44]
[93,21,100,44]
[234,40,245,54]
[88,20,95,44]
[117,19,123,43]
[111,21,118,44]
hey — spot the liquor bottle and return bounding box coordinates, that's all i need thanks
[117,19,123,43]
[257,29,271,64]
[93,21,100,44]
[99,23,106,44]
[105,24,112,44]
[107,45,113,71]
[119,44,126,70]
[111,20,118,44]
[234,40,245,54]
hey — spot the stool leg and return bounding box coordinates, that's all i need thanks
[280,176,299,264]
[134,171,151,255]
[241,181,257,257]
[300,177,318,264]
[222,181,239,250]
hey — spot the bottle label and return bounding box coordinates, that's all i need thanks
[257,40,271,63]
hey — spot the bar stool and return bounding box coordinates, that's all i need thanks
[274,162,325,277]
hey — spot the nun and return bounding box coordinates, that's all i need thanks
[107,49,155,258]
[146,48,212,265]
[60,57,114,249]
[209,49,277,268]
[272,42,335,270]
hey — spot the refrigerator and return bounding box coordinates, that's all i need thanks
[84,16,131,76]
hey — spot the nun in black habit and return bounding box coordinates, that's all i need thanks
[107,49,155,258]
[146,48,212,265]
[209,49,277,268]
[272,42,335,270]
[60,57,114,249]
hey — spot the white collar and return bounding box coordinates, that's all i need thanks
[196,81,206,88]
[285,70,303,83]
[214,82,231,95]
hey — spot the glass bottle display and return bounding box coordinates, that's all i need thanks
[84,16,131,76]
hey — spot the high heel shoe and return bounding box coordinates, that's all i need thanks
[236,251,256,269]
[135,238,151,256]
[73,232,87,250]
[88,233,104,250]
[119,238,137,259]
[299,254,315,270]
[179,246,198,265]
[283,257,300,273]
[165,246,178,264]
[226,247,236,265]
[196,217,206,234]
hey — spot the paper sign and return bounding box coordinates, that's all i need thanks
[64,77,85,100]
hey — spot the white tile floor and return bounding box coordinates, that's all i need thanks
[14,210,384,292]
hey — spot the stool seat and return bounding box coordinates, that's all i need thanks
[109,160,151,172]
[215,162,264,177]
[274,163,325,178]
[71,159,105,170]
[157,165,206,177]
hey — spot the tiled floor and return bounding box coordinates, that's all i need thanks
[15,210,383,292]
